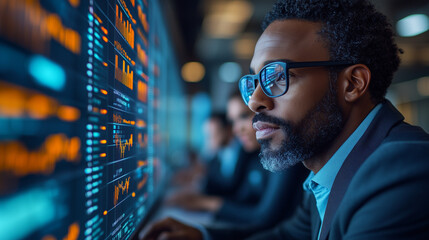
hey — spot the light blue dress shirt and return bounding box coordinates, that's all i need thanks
[303,103,382,240]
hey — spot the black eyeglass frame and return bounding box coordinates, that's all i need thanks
[238,60,354,105]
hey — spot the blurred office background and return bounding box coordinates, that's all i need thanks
[160,0,429,156]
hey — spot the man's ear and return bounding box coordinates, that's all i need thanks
[340,64,371,103]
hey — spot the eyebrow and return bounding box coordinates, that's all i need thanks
[249,58,293,74]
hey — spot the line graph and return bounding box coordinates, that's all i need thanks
[114,176,130,206]
[114,133,133,158]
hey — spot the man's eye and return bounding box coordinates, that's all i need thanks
[274,73,287,86]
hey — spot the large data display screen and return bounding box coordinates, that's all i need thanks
[0,0,180,239]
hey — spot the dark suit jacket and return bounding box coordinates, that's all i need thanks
[204,146,249,198]
[206,101,429,240]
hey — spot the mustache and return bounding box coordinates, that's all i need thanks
[252,113,292,130]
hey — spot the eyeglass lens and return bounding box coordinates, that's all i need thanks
[261,63,287,97]
[240,62,287,104]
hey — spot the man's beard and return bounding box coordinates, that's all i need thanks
[254,82,344,172]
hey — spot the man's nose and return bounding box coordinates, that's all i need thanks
[248,85,274,113]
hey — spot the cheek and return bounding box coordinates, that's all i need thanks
[276,76,329,123]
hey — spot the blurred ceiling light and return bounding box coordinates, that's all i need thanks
[204,14,243,38]
[219,62,242,83]
[417,76,429,96]
[181,62,205,82]
[203,0,253,38]
[397,14,429,37]
[234,34,258,58]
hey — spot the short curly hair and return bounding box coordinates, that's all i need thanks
[262,0,401,103]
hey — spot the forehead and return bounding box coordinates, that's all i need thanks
[250,19,329,72]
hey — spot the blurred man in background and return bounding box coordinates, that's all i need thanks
[171,112,241,194]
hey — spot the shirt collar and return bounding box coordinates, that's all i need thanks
[304,103,383,191]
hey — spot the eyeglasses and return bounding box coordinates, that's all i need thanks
[238,61,353,105]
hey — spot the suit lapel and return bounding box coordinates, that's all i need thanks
[319,101,404,240]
